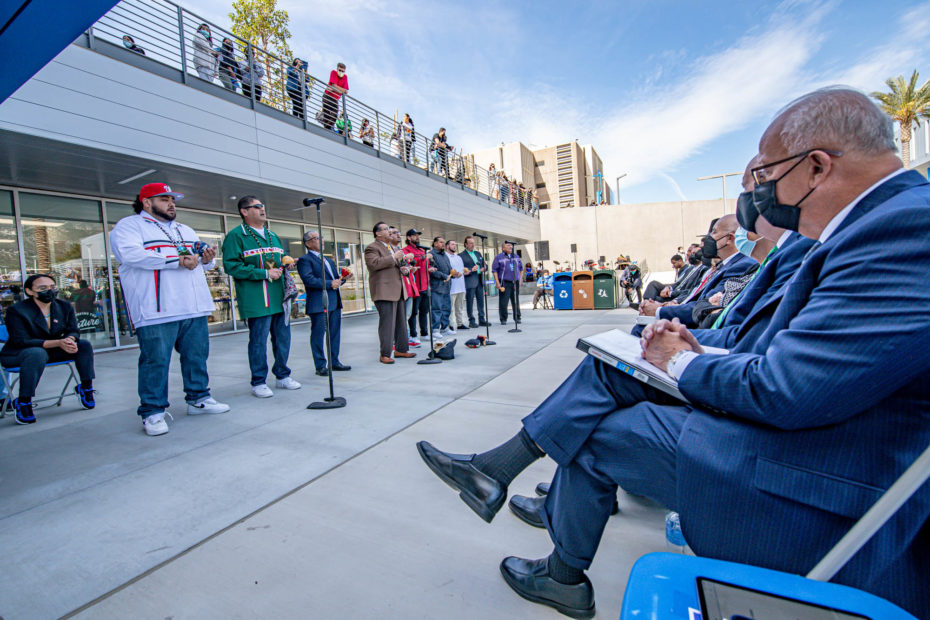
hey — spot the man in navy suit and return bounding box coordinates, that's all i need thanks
[296,230,350,376]
[416,87,930,618]
[634,214,757,335]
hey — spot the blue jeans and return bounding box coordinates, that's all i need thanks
[135,317,211,418]
[431,291,451,330]
[247,311,292,386]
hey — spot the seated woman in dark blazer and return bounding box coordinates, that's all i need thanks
[0,274,96,425]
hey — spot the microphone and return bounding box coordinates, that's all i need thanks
[472,232,488,240]
[303,197,325,207]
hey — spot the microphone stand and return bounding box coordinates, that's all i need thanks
[478,236,496,345]
[418,250,442,364]
[296,197,346,409]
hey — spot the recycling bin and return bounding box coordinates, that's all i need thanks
[572,270,594,310]
[593,269,617,309]
[552,272,573,310]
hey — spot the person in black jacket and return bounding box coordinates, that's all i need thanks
[459,236,488,327]
[0,274,96,425]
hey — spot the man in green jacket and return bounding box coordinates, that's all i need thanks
[222,196,301,398]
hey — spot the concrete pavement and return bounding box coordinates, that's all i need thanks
[0,306,673,619]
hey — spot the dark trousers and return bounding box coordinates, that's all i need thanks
[624,285,643,304]
[309,309,342,370]
[408,290,430,337]
[242,83,262,102]
[289,92,304,118]
[375,298,409,358]
[643,280,668,301]
[499,280,521,323]
[465,286,485,325]
[321,93,339,129]
[247,312,292,386]
[431,290,451,331]
[522,356,685,569]
[1,341,95,401]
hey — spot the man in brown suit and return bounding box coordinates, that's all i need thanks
[365,221,416,364]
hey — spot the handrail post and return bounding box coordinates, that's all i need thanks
[342,96,348,145]
[299,64,308,130]
[87,25,96,50]
[375,111,382,158]
[177,6,188,84]
[247,43,256,109]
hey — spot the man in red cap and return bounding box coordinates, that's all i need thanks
[109,183,230,436]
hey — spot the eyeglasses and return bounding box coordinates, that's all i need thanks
[245,203,266,210]
[751,148,843,186]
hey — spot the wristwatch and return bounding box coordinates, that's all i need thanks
[667,349,690,375]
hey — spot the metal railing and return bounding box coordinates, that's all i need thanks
[88,0,538,217]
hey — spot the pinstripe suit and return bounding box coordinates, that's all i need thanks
[522,171,930,617]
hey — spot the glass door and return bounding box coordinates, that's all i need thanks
[0,191,23,313]
[335,229,365,313]
[20,193,116,348]
[269,221,307,321]
[178,210,232,334]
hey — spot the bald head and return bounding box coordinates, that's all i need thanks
[709,214,739,260]
[755,86,903,239]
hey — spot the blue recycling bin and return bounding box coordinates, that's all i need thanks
[553,272,573,310]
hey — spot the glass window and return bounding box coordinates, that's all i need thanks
[360,231,375,311]
[335,229,365,314]
[270,221,307,320]
[20,193,116,348]
[177,210,232,335]
[0,191,23,312]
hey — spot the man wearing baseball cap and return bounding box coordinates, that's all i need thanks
[109,183,230,436]
[403,229,429,344]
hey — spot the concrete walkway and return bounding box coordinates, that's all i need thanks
[0,306,671,619]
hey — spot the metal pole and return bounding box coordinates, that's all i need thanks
[247,43,256,109]
[375,111,381,157]
[480,237,496,345]
[341,96,348,145]
[615,173,627,205]
[308,201,346,409]
[176,6,187,84]
[697,172,741,214]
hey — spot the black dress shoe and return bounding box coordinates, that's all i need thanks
[457,324,468,330]
[468,322,479,328]
[536,482,619,515]
[315,368,329,376]
[416,441,506,523]
[509,494,545,529]
[499,556,595,619]
[478,320,491,327]
[331,363,351,371]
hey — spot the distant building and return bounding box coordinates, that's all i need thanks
[468,140,612,210]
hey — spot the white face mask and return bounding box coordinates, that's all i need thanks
[734,226,757,257]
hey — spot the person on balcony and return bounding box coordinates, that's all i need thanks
[321,63,349,131]
[286,58,310,119]
[192,23,218,83]
[0,274,96,425]
[401,113,415,163]
[239,47,265,102]
[122,35,145,56]
[217,38,241,92]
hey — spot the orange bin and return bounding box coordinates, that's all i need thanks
[572,271,594,310]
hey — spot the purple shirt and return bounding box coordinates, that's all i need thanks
[492,251,523,283]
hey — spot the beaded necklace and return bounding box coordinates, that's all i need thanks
[243,223,277,267]
[151,218,188,255]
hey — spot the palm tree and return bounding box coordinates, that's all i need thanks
[871,70,930,168]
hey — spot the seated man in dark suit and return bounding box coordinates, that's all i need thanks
[642,254,687,301]
[633,214,757,335]
[665,249,708,302]
[0,274,96,425]
[296,230,350,376]
[416,87,930,618]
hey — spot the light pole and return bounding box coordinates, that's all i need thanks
[615,173,627,205]
[697,172,741,214]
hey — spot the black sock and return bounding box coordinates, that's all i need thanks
[472,428,545,486]
[547,550,585,585]
[81,380,93,391]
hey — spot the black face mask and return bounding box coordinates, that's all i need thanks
[35,289,57,303]
[689,250,703,266]
[750,154,816,232]
[736,190,758,233]
[701,234,719,260]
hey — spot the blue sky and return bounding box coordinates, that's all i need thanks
[185,0,930,203]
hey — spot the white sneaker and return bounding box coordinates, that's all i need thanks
[410,336,421,344]
[435,330,445,339]
[251,384,274,398]
[188,397,231,415]
[143,411,173,436]
[275,377,301,390]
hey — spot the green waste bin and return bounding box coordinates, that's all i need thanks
[593,270,616,309]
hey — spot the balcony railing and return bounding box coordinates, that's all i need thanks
[85,0,539,217]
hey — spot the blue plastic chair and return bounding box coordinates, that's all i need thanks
[0,324,79,419]
[620,442,930,619]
